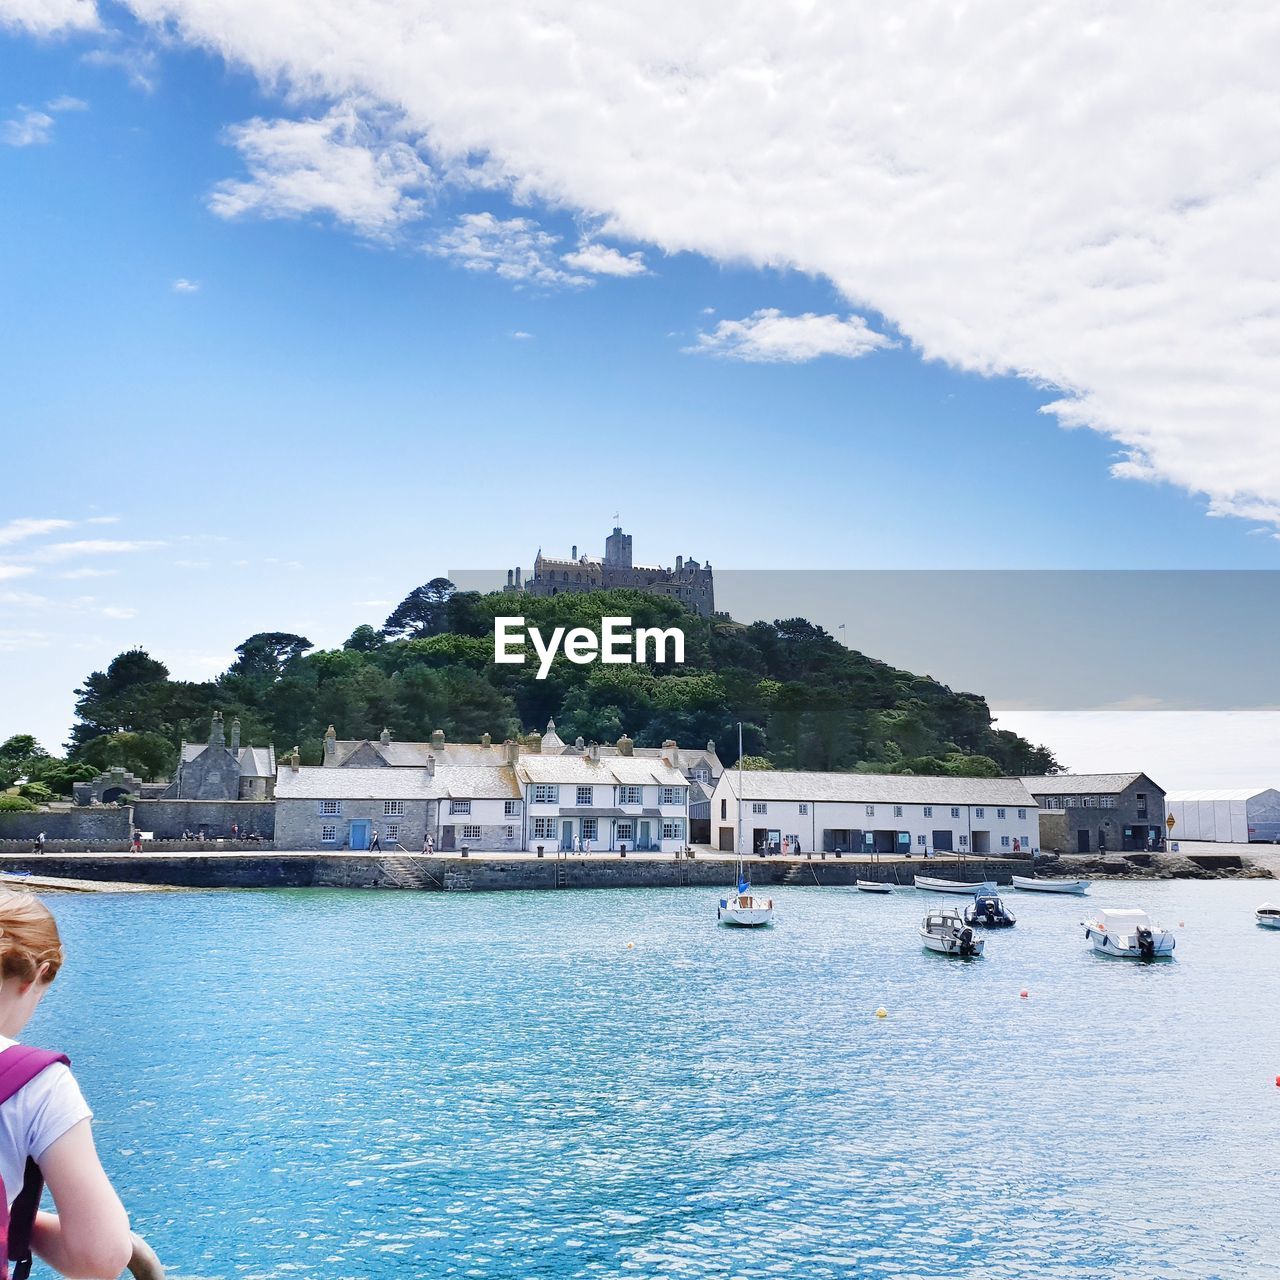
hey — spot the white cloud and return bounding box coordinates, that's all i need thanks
[79,0,1280,530]
[31,538,164,561]
[0,566,35,581]
[172,277,200,293]
[0,517,73,546]
[433,213,587,287]
[99,605,137,619]
[688,308,895,363]
[46,94,88,112]
[2,109,55,147]
[210,102,432,236]
[81,43,157,92]
[85,515,118,524]
[0,0,98,36]
[58,567,116,579]
[510,330,533,340]
[561,243,648,277]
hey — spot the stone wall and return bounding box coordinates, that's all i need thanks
[0,807,133,843]
[132,799,275,840]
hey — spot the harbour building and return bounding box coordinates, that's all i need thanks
[1019,772,1166,854]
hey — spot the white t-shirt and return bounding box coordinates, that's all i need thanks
[0,1037,93,1208]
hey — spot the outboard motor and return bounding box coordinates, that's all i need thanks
[958,925,978,957]
[1136,926,1156,959]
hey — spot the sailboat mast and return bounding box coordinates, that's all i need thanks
[736,721,744,875]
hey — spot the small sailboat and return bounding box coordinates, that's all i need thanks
[1083,908,1176,959]
[1255,903,1280,930]
[719,722,774,928]
[1011,875,1090,895]
[919,907,984,957]
[913,875,996,895]
[856,879,893,893]
[964,894,1016,928]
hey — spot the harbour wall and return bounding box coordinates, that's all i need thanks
[0,852,1032,892]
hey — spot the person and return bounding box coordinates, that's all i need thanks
[369,826,382,853]
[130,831,142,854]
[572,833,581,854]
[32,833,45,856]
[0,895,134,1279]
[423,833,434,855]
[231,823,239,840]
[583,837,591,856]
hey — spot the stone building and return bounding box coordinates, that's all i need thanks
[1020,772,1166,854]
[163,713,277,801]
[503,525,715,617]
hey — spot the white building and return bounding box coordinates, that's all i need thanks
[708,771,1039,856]
[518,751,690,853]
[1166,788,1280,844]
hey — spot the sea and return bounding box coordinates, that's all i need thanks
[32,880,1280,1279]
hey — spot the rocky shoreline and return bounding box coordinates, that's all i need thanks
[1034,851,1274,880]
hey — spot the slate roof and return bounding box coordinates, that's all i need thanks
[328,740,515,768]
[179,742,276,777]
[719,771,1037,807]
[277,764,519,800]
[517,755,688,787]
[1020,773,1154,795]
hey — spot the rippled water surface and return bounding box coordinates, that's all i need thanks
[32,881,1280,1278]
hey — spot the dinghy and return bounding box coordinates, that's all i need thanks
[856,880,893,894]
[718,723,774,928]
[1256,903,1280,930]
[964,894,1016,928]
[1083,908,1175,959]
[913,875,995,895]
[1011,875,1090,895]
[919,907,984,957]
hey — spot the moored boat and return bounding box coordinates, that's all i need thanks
[1011,874,1091,895]
[1083,908,1175,959]
[964,894,1016,928]
[719,721,774,928]
[919,907,984,957]
[1256,903,1280,930]
[913,875,996,895]
[856,880,893,894]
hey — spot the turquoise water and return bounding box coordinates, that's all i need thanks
[31,881,1280,1279]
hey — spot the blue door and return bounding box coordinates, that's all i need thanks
[350,820,371,851]
[561,820,573,851]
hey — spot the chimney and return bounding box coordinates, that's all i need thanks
[505,738,520,764]
[575,736,585,751]
[676,555,683,572]
[431,728,445,748]
[572,544,577,560]
[481,732,492,748]
[707,738,716,754]
[209,711,225,748]
[589,743,600,763]
[324,725,337,760]
[662,739,680,769]
[426,754,436,777]
[527,730,542,754]
[289,747,300,771]
[507,568,514,587]
[515,566,522,588]
[229,718,241,753]
[379,727,391,746]
[616,733,634,757]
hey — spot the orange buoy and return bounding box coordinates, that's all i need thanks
[1020,989,1029,999]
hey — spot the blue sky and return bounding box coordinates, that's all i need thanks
[2,3,1278,781]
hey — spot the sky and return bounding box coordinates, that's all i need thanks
[1,1,1278,785]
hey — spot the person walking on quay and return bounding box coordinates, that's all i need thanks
[423,833,434,855]
[369,826,382,853]
[0,894,136,1279]
[572,833,581,854]
[32,832,45,855]
[130,831,142,854]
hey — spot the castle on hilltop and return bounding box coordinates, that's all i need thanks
[503,525,715,618]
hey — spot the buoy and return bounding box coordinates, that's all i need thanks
[1275,1075,1279,1088]
[875,1007,888,1019]
[1179,921,1185,928]
[626,942,635,950]
[1020,989,1029,999]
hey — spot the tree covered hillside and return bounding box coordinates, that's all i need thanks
[37,581,1057,783]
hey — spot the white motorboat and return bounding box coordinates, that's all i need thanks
[919,907,984,957]
[720,722,774,928]
[913,875,996,896]
[964,894,1016,928]
[1256,903,1280,930]
[856,880,893,894]
[1083,908,1176,959]
[1011,875,1091,895]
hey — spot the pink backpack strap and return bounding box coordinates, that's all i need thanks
[0,1046,71,1280]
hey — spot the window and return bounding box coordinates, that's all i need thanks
[662,818,685,840]
[1022,835,1031,847]
[917,834,926,845]
[1082,796,1096,808]
[996,808,1006,819]
[1017,808,1026,819]
[505,826,515,840]
[660,786,684,805]
[1136,791,1148,818]
[1001,835,1010,847]
[865,805,875,817]
[533,785,559,804]
[320,800,341,816]
[752,802,767,815]
[799,803,808,815]
[893,805,903,818]
[950,807,960,818]
[450,799,471,816]
[620,785,643,805]
[617,821,633,840]
[504,800,520,816]
[576,786,593,806]
[720,799,727,820]
[959,834,969,846]
[320,824,337,843]
[532,817,557,839]
[581,818,598,840]
[384,800,404,816]
[923,806,932,818]
[1100,796,1116,808]
[461,825,481,841]
[386,824,401,842]
[974,807,984,819]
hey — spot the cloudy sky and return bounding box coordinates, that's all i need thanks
[2,1,1278,782]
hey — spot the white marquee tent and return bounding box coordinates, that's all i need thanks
[1166,789,1280,844]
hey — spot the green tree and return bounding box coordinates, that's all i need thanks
[383,579,456,639]
[79,731,176,781]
